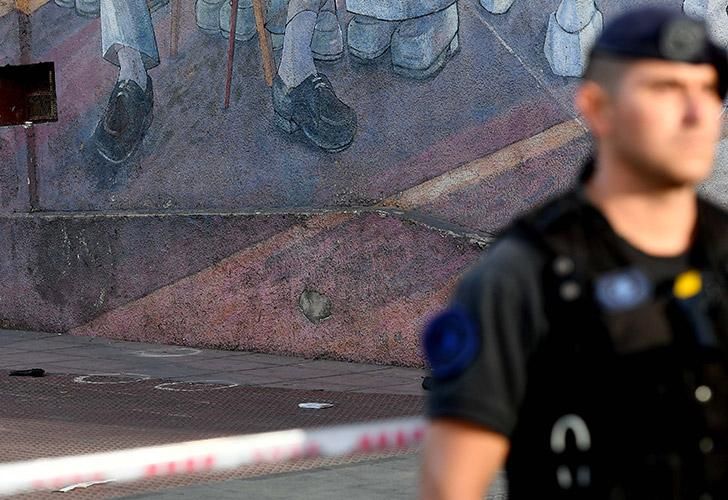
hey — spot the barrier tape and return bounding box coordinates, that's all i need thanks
[0,416,426,497]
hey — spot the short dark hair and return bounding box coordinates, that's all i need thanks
[582,54,631,94]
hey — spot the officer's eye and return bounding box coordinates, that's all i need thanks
[702,82,719,95]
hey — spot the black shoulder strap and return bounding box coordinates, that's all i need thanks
[505,191,611,351]
[506,189,607,271]
[694,198,728,343]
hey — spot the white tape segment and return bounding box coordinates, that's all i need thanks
[0,417,426,497]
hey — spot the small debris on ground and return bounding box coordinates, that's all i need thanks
[298,402,334,410]
[56,479,115,493]
[9,368,45,377]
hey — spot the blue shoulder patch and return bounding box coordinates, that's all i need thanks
[423,306,481,380]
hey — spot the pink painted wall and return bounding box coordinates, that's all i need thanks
[5,0,687,365]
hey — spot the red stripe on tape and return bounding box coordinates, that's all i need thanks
[396,430,407,447]
[358,435,372,452]
[377,432,388,449]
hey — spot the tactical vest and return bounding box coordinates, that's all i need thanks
[504,191,728,500]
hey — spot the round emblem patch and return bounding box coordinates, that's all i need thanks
[423,306,480,380]
[595,268,652,312]
[660,18,706,61]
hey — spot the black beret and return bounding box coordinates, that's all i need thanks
[589,6,728,98]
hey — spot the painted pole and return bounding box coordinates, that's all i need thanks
[224,0,240,108]
[251,0,276,86]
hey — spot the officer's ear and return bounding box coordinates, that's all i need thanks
[575,80,615,140]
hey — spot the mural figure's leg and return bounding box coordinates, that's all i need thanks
[91,0,159,164]
[390,2,459,79]
[544,0,602,77]
[265,0,288,50]
[311,0,343,61]
[347,14,399,62]
[480,0,515,15]
[278,1,319,88]
[272,0,357,152]
[268,0,343,57]
[683,0,728,48]
[346,0,459,79]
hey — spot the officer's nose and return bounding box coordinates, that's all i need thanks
[683,87,720,127]
[683,91,703,126]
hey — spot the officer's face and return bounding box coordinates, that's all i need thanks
[587,60,723,187]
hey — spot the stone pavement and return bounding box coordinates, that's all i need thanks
[0,329,509,499]
[0,329,425,395]
[120,455,509,500]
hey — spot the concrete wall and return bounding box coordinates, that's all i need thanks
[1,0,724,366]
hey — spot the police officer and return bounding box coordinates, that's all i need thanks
[420,6,728,500]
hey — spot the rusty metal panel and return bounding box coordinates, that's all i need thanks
[0,62,57,127]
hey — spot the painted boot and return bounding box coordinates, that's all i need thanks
[196,0,226,34]
[346,0,454,21]
[272,73,356,153]
[220,0,257,42]
[544,0,603,77]
[390,2,459,79]
[684,0,709,18]
[480,0,515,14]
[683,0,728,47]
[91,76,154,164]
[311,9,344,61]
[347,15,399,62]
[75,0,100,17]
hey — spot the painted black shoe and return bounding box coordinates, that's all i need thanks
[272,73,356,153]
[92,76,153,164]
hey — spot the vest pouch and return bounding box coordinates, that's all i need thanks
[507,333,615,498]
[607,454,683,500]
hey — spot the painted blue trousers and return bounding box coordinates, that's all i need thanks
[100,0,160,69]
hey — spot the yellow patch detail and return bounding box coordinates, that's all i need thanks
[674,270,702,300]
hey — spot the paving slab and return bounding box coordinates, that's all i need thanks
[0,330,425,394]
[0,330,451,500]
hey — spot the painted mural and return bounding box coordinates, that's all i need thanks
[1,0,727,365]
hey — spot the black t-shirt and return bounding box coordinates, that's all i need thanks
[426,196,691,437]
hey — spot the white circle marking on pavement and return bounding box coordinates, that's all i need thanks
[73,373,150,385]
[134,348,202,358]
[154,381,239,392]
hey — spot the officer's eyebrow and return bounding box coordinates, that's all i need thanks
[637,70,720,94]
